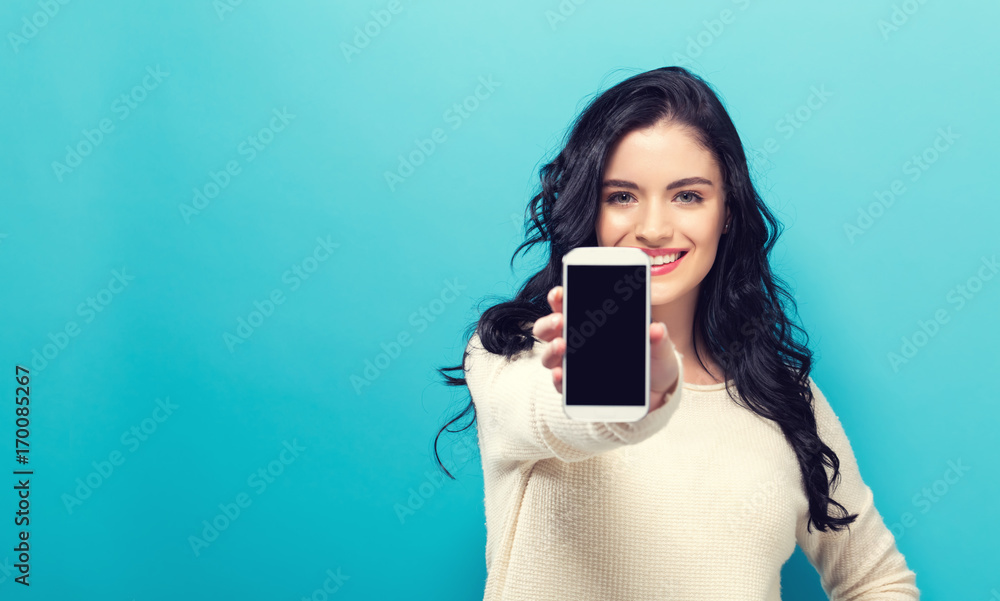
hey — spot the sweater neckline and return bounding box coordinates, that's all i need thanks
[683,378,735,391]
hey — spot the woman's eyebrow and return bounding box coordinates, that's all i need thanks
[602,177,715,190]
[666,176,714,190]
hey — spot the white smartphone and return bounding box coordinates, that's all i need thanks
[561,246,651,422]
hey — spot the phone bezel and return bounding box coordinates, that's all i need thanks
[561,246,651,422]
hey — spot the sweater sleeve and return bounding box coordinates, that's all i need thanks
[464,329,684,464]
[795,378,920,600]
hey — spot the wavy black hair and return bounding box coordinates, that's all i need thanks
[432,66,857,534]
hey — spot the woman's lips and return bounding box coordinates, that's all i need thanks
[650,251,686,275]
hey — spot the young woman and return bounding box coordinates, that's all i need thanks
[435,66,919,600]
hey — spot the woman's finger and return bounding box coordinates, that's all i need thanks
[649,321,664,344]
[532,312,561,343]
[541,337,564,369]
[548,286,563,314]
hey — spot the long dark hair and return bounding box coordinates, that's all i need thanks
[432,66,857,534]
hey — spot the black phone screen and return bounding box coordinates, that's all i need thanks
[564,264,647,406]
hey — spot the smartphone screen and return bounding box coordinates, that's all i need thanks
[564,264,647,406]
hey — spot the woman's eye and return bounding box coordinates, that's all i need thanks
[606,192,634,204]
[605,191,702,205]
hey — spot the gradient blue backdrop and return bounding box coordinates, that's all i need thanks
[1,0,997,598]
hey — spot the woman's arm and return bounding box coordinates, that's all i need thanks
[465,331,684,464]
[795,378,921,600]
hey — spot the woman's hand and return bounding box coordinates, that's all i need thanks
[531,285,682,411]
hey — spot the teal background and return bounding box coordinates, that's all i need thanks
[2,0,998,598]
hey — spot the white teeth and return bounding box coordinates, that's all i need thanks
[651,252,683,265]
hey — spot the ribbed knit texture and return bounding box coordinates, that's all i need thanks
[465,331,920,600]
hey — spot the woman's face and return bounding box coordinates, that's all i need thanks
[596,119,729,306]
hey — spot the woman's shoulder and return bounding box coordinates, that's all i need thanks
[802,376,845,434]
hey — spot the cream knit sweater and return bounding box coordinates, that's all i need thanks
[465,331,920,600]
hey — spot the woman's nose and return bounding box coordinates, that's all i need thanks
[636,199,671,242]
